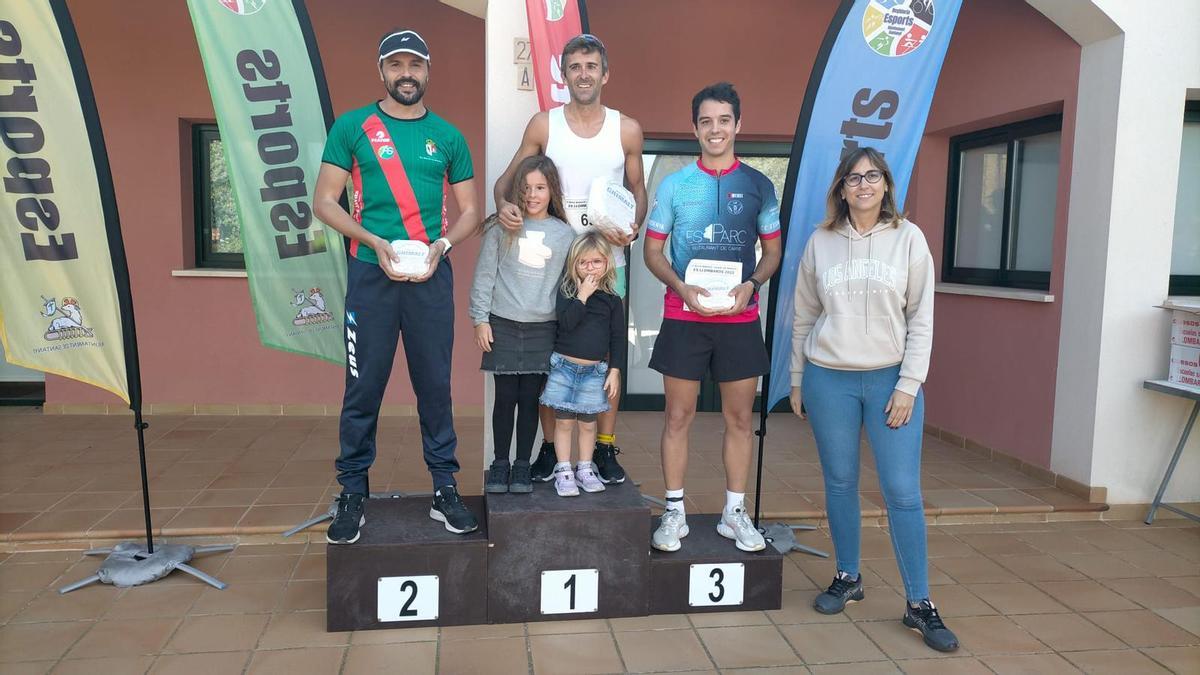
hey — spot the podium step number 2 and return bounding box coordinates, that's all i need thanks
[689,563,744,607]
[541,569,599,614]
[378,575,439,622]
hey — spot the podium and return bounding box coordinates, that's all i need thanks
[325,489,783,631]
[326,496,488,631]
[486,480,650,623]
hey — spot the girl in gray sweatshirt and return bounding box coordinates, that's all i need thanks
[470,155,575,494]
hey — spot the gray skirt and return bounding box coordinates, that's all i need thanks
[481,314,556,374]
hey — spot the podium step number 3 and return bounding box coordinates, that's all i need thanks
[541,569,599,614]
[378,575,439,622]
[689,563,744,607]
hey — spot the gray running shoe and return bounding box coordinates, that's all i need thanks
[554,466,579,497]
[814,571,864,614]
[716,503,766,552]
[651,509,689,552]
[575,464,606,493]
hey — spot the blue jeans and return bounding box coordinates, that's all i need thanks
[803,362,929,602]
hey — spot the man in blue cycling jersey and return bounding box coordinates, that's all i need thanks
[643,82,782,553]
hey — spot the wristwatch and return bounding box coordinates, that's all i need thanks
[749,277,763,293]
[434,237,453,257]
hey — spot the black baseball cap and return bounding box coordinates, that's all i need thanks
[379,30,430,63]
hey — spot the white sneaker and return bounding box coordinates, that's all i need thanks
[652,509,689,552]
[717,503,765,552]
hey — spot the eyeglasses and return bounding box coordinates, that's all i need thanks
[577,258,607,268]
[843,170,884,187]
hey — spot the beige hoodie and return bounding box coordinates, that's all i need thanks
[790,218,934,396]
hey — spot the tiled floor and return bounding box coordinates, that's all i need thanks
[0,408,1111,543]
[0,519,1195,673]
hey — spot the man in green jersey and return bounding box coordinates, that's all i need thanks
[314,30,480,544]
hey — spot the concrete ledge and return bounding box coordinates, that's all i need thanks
[935,282,1055,303]
[170,268,248,278]
[42,403,487,417]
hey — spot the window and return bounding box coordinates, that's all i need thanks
[626,138,790,411]
[943,115,1062,290]
[193,124,243,268]
[1171,103,1200,296]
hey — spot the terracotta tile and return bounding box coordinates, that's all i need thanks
[65,616,179,658]
[779,622,886,664]
[15,510,107,537]
[439,622,525,641]
[0,620,91,662]
[935,556,1020,584]
[946,615,1049,655]
[161,506,248,533]
[525,618,610,635]
[842,585,904,621]
[189,581,285,614]
[1083,610,1198,647]
[868,560,956,588]
[963,582,1068,615]
[0,512,40,533]
[349,626,438,644]
[148,650,251,674]
[0,561,74,591]
[979,653,1083,674]
[188,488,263,508]
[898,657,992,674]
[1061,649,1172,674]
[1111,548,1199,578]
[89,508,179,537]
[696,625,801,668]
[1167,576,1200,597]
[11,585,117,622]
[1010,612,1126,651]
[217,555,299,582]
[955,534,1041,556]
[440,635,527,675]
[341,642,435,675]
[53,655,156,674]
[52,491,135,511]
[209,473,278,490]
[0,590,39,623]
[690,609,774,627]
[126,491,200,509]
[1140,645,1200,674]
[609,613,691,631]
[1055,552,1156,579]
[258,610,347,649]
[1035,580,1141,612]
[922,490,995,512]
[255,487,326,505]
[165,613,269,652]
[1017,532,1101,555]
[810,663,900,674]
[237,505,316,531]
[244,646,345,675]
[1154,606,1200,636]
[105,584,205,619]
[991,555,1086,582]
[0,493,67,513]
[1100,577,1200,609]
[615,628,714,672]
[277,580,324,611]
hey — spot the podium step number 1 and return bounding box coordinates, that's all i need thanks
[541,569,599,614]
[378,575,439,622]
[689,563,744,607]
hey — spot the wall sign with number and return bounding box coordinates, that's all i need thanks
[540,568,599,614]
[688,563,745,607]
[378,575,439,622]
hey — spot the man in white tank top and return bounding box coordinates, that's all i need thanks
[494,33,646,485]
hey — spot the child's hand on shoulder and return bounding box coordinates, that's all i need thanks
[578,274,599,302]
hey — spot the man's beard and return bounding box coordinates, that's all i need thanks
[387,77,426,105]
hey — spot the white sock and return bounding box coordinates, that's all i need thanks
[576,460,594,470]
[665,489,685,516]
[554,461,572,473]
[725,490,745,512]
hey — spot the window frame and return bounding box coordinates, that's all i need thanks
[1170,102,1200,296]
[942,114,1062,291]
[192,124,245,269]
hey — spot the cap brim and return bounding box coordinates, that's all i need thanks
[379,48,430,62]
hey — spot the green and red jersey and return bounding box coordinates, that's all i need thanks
[321,103,474,263]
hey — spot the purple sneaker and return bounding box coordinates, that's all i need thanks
[554,467,579,497]
[574,464,606,493]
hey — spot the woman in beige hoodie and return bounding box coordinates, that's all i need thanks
[789,147,957,653]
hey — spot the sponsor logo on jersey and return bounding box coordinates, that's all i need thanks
[378,145,395,159]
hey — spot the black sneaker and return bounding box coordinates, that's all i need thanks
[593,442,626,484]
[509,461,533,493]
[326,493,366,544]
[530,441,556,482]
[813,571,864,614]
[485,462,510,494]
[430,486,479,534]
[903,600,959,652]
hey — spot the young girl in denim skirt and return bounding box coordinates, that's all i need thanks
[470,155,575,494]
[540,231,626,497]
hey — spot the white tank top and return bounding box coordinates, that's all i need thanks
[545,106,627,266]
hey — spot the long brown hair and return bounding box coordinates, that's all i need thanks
[506,154,567,223]
[819,146,905,229]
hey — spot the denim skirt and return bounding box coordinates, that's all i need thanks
[480,315,555,374]
[538,352,611,415]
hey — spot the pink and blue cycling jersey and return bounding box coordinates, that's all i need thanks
[646,158,781,323]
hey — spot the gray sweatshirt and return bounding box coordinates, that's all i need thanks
[469,217,575,324]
